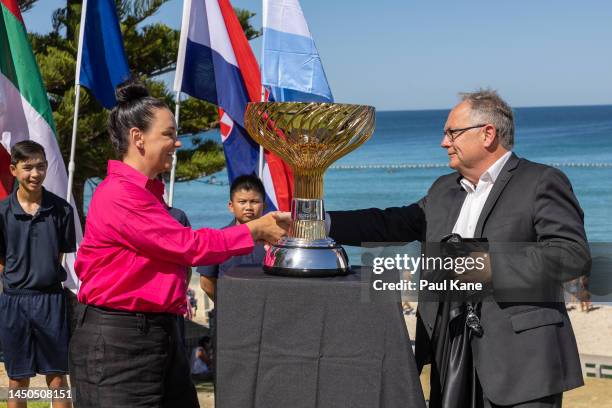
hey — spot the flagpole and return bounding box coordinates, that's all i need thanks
[168,91,181,207]
[170,0,192,206]
[258,0,267,178]
[66,0,89,201]
[258,85,265,178]
[66,85,81,201]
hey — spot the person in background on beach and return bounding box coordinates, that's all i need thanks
[190,335,213,381]
[197,174,267,302]
[327,89,590,407]
[69,80,288,408]
[578,275,592,312]
[564,278,580,311]
[0,141,75,408]
[187,287,197,318]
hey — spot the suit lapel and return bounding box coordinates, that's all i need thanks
[445,176,467,236]
[474,153,520,237]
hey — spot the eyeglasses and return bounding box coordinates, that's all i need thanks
[443,124,487,142]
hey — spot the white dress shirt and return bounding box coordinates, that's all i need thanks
[452,151,512,238]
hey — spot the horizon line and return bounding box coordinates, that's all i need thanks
[377,103,612,113]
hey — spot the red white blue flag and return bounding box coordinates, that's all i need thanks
[174,0,293,211]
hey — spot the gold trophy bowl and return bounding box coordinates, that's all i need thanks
[245,102,375,276]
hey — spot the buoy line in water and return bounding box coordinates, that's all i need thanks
[329,162,612,170]
[187,162,612,187]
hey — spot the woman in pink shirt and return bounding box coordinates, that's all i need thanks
[69,81,287,408]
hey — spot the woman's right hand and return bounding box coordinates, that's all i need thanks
[246,211,291,245]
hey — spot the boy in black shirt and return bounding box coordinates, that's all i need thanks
[0,141,75,408]
[198,175,267,301]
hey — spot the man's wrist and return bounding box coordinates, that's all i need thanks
[324,212,331,235]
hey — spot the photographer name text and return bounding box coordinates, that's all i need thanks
[372,279,483,291]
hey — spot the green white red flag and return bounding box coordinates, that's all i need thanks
[0,0,82,289]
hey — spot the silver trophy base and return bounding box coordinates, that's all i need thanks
[263,238,350,277]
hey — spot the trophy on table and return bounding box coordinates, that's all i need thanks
[244,102,375,277]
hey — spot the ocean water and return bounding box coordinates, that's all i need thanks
[87,105,612,263]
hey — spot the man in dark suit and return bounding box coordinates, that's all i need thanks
[328,90,590,407]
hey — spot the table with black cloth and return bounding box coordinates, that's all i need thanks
[215,266,426,408]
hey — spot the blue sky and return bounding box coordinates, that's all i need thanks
[23,0,612,111]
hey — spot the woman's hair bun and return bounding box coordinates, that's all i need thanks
[115,79,150,104]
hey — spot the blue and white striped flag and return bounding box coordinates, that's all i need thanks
[262,0,333,102]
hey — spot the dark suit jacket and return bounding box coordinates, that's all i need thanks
[329,153,591,405]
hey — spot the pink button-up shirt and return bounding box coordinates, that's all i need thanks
[76,160,254,314]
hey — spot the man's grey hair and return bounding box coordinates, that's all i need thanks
[459,89,514,149]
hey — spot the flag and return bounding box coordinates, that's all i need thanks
[174,0,293,211]
[78,0,130,109]
[262,0,333,102]
[0,0,83,289]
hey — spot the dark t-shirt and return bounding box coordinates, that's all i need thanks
[0,188,76,290]
[168,206,191,280]
[168,207,191,228]
[196,219,265,278]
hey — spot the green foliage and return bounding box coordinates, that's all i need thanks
[0,402,50,408]
[176,140,226,181]
[234,8,261,40]
[17,0,38,12]
[21,0,260,219]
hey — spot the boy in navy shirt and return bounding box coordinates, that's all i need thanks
[198,175,267,301]
[0,141,75,408]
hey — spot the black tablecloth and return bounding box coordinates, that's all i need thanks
[216,266,426,408]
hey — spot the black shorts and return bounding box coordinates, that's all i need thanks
[69,305,199,408]
[0,288,70,379]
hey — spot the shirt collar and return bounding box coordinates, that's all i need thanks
[9,187,53,217]
[9,189,25,215]
[107,160,166,201]
[460,151,512,193]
